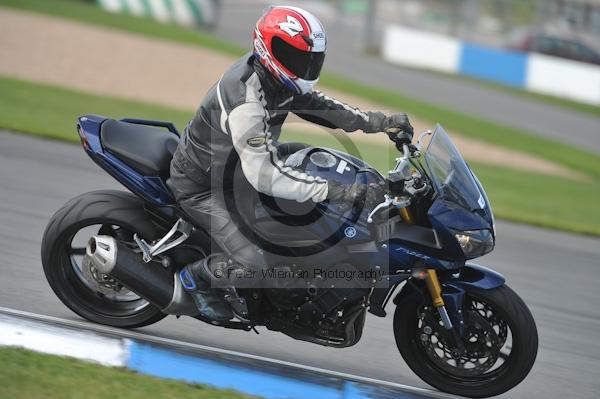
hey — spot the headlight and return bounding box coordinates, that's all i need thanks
[453,229,494,258]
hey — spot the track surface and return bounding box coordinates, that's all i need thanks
[214,0,600,153]
[1,131,599,398]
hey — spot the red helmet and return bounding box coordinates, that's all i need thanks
[253,6,327,95]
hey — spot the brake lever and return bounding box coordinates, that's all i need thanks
[367,196,392,223]
[415,130,433,151]
[367,194,411,223]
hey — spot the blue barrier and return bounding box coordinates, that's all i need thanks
[459,43,527,87]
[383,24,600,104]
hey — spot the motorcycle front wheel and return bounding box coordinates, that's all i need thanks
[394,284,538,398]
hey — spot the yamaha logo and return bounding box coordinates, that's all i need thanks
[344,226,357,238]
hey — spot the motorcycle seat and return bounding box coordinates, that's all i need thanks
[100,119,179,176]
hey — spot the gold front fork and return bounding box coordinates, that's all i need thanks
[424,269,453,329]
[400,207,452,327]
[425,269,444,307]
[399,207,414,224]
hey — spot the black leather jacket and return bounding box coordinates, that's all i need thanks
[171,53,387,203]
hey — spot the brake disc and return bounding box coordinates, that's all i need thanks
[419,307,501,377]
[81,254,125,295]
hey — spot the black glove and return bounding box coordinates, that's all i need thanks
[327,180,366,200]
[326,181,380,211]
[382,113,414,144]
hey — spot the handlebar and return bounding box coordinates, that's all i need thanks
[366,136,430,224]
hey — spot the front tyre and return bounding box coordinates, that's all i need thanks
[394,284,538,398]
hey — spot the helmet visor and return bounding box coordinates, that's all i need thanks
[272,37,325,81]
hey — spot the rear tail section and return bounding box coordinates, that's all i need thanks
[76,115,179,206]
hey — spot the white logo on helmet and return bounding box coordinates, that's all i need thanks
[279,16,303,37]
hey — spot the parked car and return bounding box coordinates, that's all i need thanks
[513,34,600,65]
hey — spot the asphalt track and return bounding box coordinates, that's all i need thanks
[213,0,600,153]
[1,131,600,398]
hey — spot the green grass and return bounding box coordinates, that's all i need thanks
[1,75,599,236]
[0,347,255,399]
[472,163,600,236]
[0,76,191,140]
[2,0,600,180]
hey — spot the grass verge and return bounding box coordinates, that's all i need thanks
[0,75,191,139]
[0,347,255,399]
[470,163,600,236]
[1,75,598,236]
[2,0,600,180]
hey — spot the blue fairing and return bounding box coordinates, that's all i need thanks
[429,199,492,232]
[77,115,177,206]
[436,263,505,331]
[388,242,463,271]
[393,262,505,320]
[266,147,469,272]
[447,263,505,290]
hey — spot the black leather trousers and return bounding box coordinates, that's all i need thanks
[167,154,267,288]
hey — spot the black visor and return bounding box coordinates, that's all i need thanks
[272,36,325,80]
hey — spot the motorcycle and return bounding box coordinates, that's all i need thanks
[41,115,538,397]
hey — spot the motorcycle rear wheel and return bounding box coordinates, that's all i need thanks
[394,284,538,398]
[41,190,167,328]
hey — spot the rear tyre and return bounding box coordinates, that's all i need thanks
[41,190,167,328]
[394,284,538,398]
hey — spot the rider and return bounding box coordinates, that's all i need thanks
[167,5,414,322]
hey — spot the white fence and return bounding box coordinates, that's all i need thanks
[383,25,600,106]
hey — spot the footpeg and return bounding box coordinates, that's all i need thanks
[134,218,193,263]
[223,287,250,323]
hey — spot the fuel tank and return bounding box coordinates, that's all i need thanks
[251,146,386,257]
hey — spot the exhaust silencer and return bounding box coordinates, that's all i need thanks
[86,235,199,316]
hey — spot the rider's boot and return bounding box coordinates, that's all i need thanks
[178,254,249,322]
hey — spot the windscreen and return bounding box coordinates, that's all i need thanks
[421,125,487,211]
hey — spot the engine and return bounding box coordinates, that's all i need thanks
[252,146,382,346]
[264,262,371,345]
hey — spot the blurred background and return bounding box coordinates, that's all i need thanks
[0,1,599,398]
[373,0,600,53]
